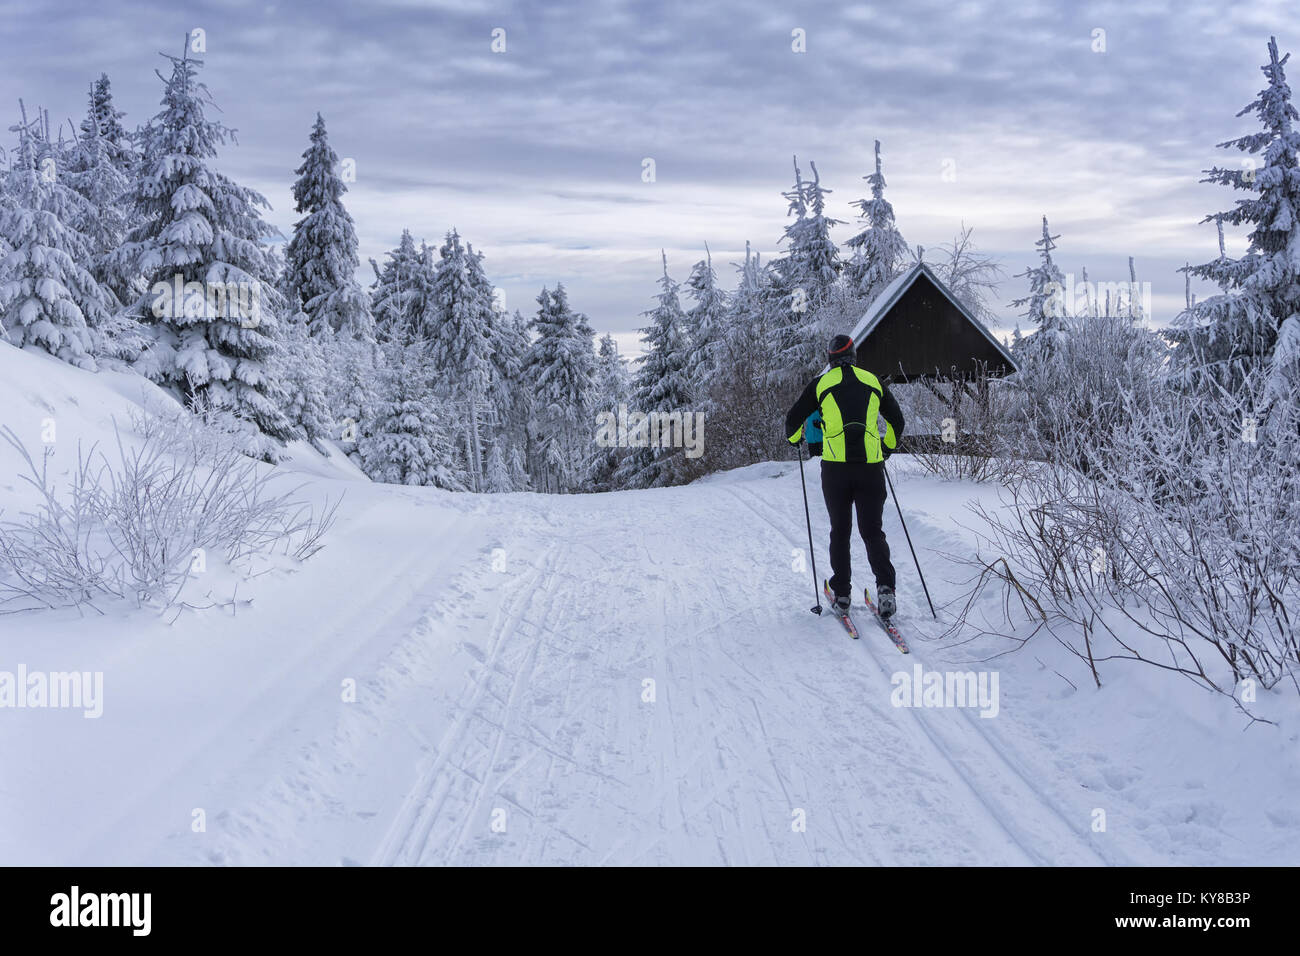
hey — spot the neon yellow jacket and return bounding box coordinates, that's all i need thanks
[785,364,904,463]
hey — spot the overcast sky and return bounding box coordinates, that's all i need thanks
[2,0,1295,353]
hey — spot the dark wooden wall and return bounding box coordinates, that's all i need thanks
[854,276,1015,383]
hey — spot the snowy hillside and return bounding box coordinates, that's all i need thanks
[1,342,1296,866]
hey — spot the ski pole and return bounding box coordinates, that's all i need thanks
[796,443,823,615]
[883,462,936,619]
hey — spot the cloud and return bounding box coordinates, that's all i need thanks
[0,0,1293,344]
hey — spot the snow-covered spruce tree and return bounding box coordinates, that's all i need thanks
[765,158,842,380]
[1011,216,1068,351]
[616,253,694,489]
[360,342,463,488]
[370,229,434,346]
[522,284,596,493]
[465,242,533,487]
[1179,36,1300,406]
[696,242,789,472]
[486,305,532,487]
[78,74,135,173]
[278,310,334,453]
[325,330,379,456]
[845,140,910,302]
[587,332,633,491]
[64,89,138,335]
[0,108,106,369]
[483,442,512,493]
[112,46,297,459]
[682,244,728,403]
[428,230,497,491]
[285,114,374,340]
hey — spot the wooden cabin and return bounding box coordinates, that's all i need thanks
[842,262,1020,453]
[846,261,1018,382]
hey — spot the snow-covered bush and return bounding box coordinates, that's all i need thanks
[1005,312,1169,473]
[954,361,1299,700]
[893,370,1023,484]
[0,405,339,613]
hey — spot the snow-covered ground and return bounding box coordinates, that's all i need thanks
[1,342,1297,866]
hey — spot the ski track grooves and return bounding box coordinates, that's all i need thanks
[370,537,565,866]
[354,478,1113,866]
[723,482,1109,866]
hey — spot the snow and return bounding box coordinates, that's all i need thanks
[1,342,1297,865]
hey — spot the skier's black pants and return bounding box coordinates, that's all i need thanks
[821,460,895,598]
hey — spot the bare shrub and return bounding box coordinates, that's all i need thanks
[0,406,341,614]
[894,368,1025,483]
[949,339,1300,701]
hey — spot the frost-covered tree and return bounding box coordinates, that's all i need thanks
[370,229,434,345]
[780,157,841,303]
[923,224,1005,328]
[1180,36,1300,404]
[845,140,910,302]
[1125,256,1145,325]
[484,306,533,488]
[766,157,842,376]
[278,310,333,453]
[285,114,373,339]
[593,332,632,408]
[78,74,134,171]
[616,253,694,489]
[111,45,297,458]
[587,332,633,491]
[65,89,135,316]
[1011,216,1068,350]
[682,244,728,401]
[360,342,463,488]
[522,284,596,493]
[703,241,814,472]
[429,229,496,490]
[483,442,512,493]
[0,108,105,369]
[325,331,379,454]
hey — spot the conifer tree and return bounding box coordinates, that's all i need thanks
[766,157,842,378]
[616,253,693,488]
[0,107,105,369]
[279,310,334,453]
[112,44,296,457]
[428,229,497,490]
[360,342,463,488]
[1011,215,1068,351]
[522,284,596,493]
[845,140,909,301]
[1180,36,1300,402]
[370,229,434,345]
[682,244,728,400]
[285,114,373,339]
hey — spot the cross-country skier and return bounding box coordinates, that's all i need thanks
[784,334,905,618]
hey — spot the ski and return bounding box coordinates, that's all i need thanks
[823,580,859,639]
[863,587,910,654]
